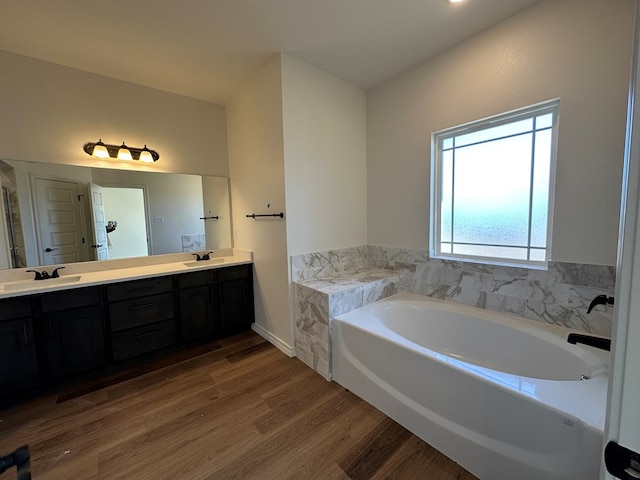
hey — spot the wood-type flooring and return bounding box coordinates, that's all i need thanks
[0,331,478,479]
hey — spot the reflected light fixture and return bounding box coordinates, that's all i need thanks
[83,140,160,162]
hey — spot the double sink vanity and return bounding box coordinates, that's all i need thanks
[0,249,254,402]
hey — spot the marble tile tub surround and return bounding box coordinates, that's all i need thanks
[292,245,616,379]
[293,268,400,379]
[366,245,616,337]
[291,245,368,282]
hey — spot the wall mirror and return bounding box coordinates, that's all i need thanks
[0,159,232,269]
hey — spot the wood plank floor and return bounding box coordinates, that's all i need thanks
[0,331,478,480]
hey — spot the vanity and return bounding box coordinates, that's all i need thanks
[0,250,254,401]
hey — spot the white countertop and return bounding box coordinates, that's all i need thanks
[0,249,253,299]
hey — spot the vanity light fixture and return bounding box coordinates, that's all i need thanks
[83,140,160,162]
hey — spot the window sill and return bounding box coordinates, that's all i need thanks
[431,253,549,271]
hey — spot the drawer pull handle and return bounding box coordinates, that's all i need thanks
[132,330,159,340]
[23,322,28,346]
[127,287,152,294]
[129,302,159,311]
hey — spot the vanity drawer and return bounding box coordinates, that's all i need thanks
[41,287,101,313]
[177,269,217,289]
[111,319,176,362]
[0,297,31,320]
[219,264,251,282]
[109,293,175,332]
[106,276,173,303]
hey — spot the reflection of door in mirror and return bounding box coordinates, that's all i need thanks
[88,183,109,261]
[101,186,150,259]
[1,186,17,268]
[33,177,87,266]
[0,161,26,268]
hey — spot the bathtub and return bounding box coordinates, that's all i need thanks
[331,292,609,480]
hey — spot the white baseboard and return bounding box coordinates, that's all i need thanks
[251,323,295,357]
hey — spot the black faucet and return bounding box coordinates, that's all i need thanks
[192,252,213,261]
[26,266,65,280]
[26,270,45,280]
[567,333,611,351]
[51,267,65,278]
[587,294,614,314]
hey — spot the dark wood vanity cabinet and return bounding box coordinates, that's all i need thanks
[107,276,177,362]
[0,297,39,395]
[177,265,254,341]
[0,263,254,402]
[218,265,254,335]
[178,269,218,342]
[40,287,106,381]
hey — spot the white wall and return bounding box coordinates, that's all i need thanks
[227,55,292,351]
[226,54,368,351]
[281,55,367,255]
[367,0,635,266]
[0,49,228,177]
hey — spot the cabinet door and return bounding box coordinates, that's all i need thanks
[45,305,106,381]
[179,285,216,341]
[218,278,253,334]
[0,318,39,395]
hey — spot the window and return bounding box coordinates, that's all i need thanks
[430,100,558,267]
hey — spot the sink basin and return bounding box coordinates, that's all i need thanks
[0,275,82,292]
[183,258,225,268]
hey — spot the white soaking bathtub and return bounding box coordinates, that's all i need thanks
[331,292,609,480]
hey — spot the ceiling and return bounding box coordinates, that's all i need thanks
[0,0,541,105]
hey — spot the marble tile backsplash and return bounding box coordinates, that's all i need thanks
[291,245,616,379]
[366,245,616,336]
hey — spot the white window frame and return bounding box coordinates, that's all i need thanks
[430,99,559,268]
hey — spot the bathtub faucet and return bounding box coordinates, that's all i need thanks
[567,333,611,351]
[587,294,614,314]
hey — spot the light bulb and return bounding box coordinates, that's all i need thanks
[117,142,133,160]
[139,145,154,162]
[92,139,110,158]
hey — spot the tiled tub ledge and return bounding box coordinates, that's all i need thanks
[293,268,400,379]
